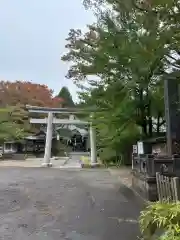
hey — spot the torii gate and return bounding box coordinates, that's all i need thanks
[26,105,97,167]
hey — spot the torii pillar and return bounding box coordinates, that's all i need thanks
[27,106,98,167]
[41,115,97,167]
[42,112,53,167]
[89,124,97,165]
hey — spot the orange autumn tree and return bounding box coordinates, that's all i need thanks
[0,81,64,142]
[0,81,64,107]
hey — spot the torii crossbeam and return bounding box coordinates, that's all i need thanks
[26,105,97,167]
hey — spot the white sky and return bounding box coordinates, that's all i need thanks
[0,0,95,102]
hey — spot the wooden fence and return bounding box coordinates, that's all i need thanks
[156,172,180,202]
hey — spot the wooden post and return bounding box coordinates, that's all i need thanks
[156,172,180,202]
[173,177,180,202]
[156,173,161,201]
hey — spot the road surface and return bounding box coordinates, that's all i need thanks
[0,168,143,240]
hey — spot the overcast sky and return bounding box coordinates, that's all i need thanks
[0,0,95,102]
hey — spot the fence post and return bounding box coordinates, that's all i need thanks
[156,172,163,202]
[156,172,180,202]
[165,176,171,202]
[173,177,180,202]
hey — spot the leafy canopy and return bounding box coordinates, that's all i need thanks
[0,80,65,142]
[57,86,75,107]
[62,0,180,162]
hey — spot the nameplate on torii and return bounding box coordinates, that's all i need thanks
[30,118,89,125]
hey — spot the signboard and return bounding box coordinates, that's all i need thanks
[137,141,144,154]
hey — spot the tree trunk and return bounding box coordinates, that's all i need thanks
[147,103,152,137]
[139,88,147,136]
[142,120,147,135]
[146,88,152,137]
[157,114,160,134]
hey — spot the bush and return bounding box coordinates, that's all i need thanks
[139,201,180,240]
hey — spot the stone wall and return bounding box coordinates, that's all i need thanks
[152,143,167,155]
[132,170,158,201]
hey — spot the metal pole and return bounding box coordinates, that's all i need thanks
[42,112,53,167]
[90,124,97,165]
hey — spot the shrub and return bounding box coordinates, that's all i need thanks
[139,201,180,240]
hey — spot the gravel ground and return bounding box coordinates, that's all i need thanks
[0,167,143,240]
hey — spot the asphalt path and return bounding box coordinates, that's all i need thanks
[0,168,143,240]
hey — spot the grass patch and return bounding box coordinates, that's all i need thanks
[80,156,104,168]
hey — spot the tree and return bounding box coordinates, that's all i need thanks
[0,105,33,143]
[62,0,180,163]
[57,86,75,107]
[77,83,141,163]
[0,81,63,107]
[0,80,64,142]
[62,18,166,135]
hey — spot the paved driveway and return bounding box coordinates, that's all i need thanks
[0,168,143,240]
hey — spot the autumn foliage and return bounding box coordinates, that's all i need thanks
[0,81,64,107]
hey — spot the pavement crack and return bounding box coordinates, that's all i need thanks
[109,217,138,224]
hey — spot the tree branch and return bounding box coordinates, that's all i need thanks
[0,120,9,125]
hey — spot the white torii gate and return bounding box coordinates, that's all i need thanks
[26,105,97,167]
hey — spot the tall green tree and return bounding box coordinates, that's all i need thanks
[61,9,166,136]
[57,86,75,107]
[62,0,180,162]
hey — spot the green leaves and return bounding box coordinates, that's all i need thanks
[62,0,180,163]
[57,86,75,107]
[0,106,31,143]
[139,201,180,240]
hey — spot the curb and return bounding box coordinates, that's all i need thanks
[108,168,147,204]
